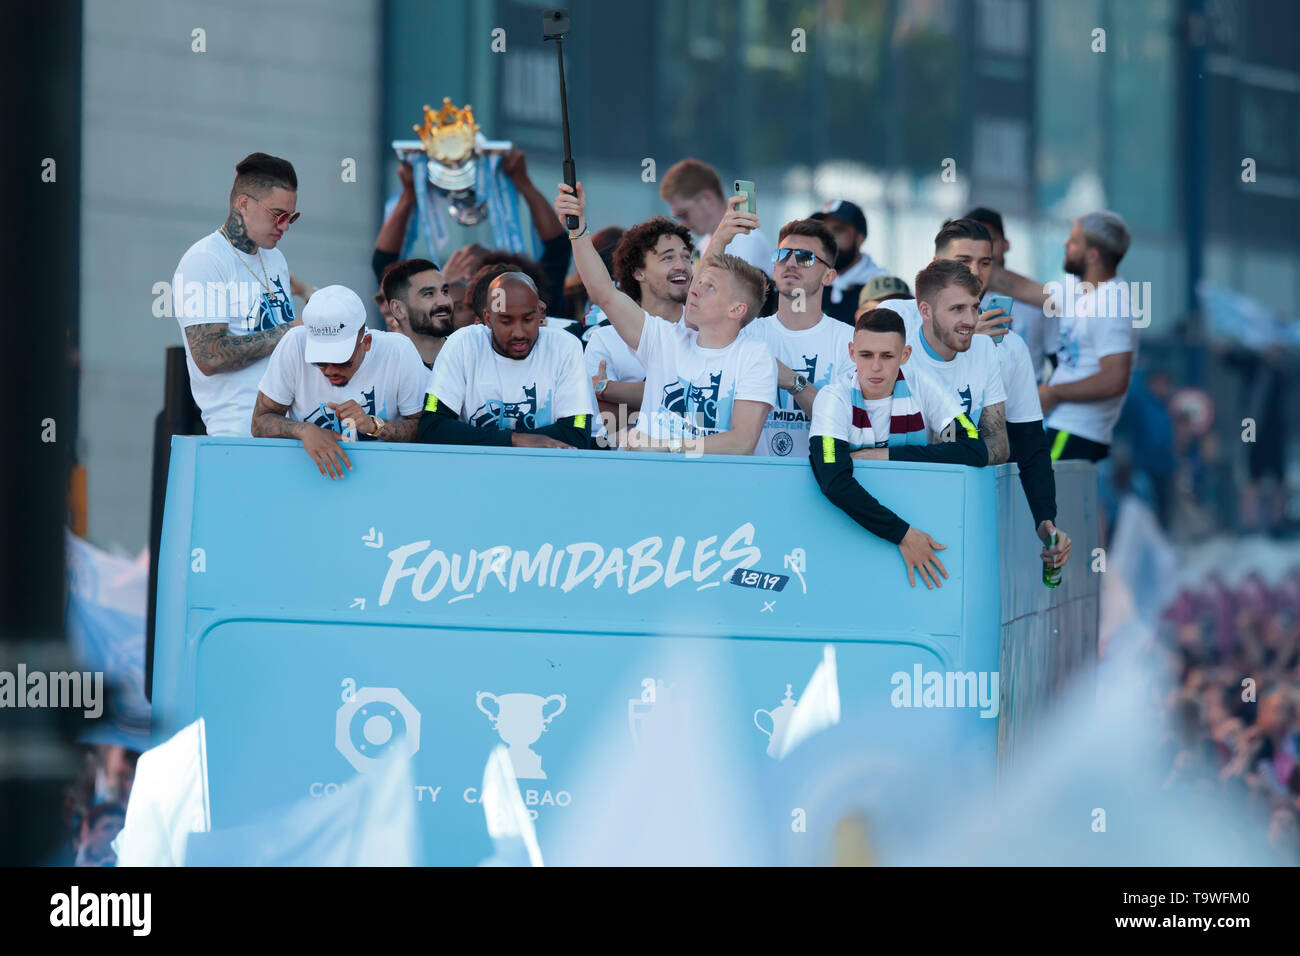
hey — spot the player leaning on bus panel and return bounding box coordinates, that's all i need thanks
[417,272,598,450]
[250,286,427,479]
[809,287,988,590]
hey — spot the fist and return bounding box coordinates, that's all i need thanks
[328,400,374,436]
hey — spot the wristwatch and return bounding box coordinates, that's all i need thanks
[593,377,608,394]
[370,415,386,439]
[788,373,809,395]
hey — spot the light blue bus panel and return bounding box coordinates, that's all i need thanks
[155,439,1005,865]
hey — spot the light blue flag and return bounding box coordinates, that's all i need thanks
[65,532,151,751]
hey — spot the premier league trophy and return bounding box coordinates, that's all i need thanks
[392,98,511,226]
[391,98,530,257]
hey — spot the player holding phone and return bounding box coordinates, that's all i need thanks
[659,158,773,276]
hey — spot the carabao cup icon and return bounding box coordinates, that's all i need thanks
[335,686,421,773]
[477,692,566,780]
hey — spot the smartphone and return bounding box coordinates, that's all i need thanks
[986,294,1014,334]
[733,180,756,215]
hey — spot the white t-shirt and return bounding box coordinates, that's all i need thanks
[427,325,596,431]
[700,228,774,276]
[1012,298,1053,382]
[741,314,854,458]
[585,324,647,384]
[897,303,1007,425]
[634,311,776,443]
[257,328,428,436]
[174,230,295,436]
[1045,276,1138,445]
[810,368,961,450]
[990,328,1043,424]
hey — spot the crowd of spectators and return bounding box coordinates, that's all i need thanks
[56,743,136,866]
[1161,565,1300,863]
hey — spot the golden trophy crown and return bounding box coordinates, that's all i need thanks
[415,98,479,165]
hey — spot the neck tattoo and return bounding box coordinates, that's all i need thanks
[221,210,257,254]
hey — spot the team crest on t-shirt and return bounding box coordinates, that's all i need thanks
[663,372,723,431]
[307,386,377,438]
[472,385,539,431]
[244,276,294,332]
[1058,332,1080,369]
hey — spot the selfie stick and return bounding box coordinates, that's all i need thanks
[543,10,579,231]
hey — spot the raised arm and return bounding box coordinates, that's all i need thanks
[987,264,1051,310]
[185,321,297,376]
[704,195,760,265]
[555,182,646,352]
[504,149,563,242]
[373,161,418,282]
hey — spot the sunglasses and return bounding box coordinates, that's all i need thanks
[773,247,833,269]
[312,356,355,370]
[244,193,301,228]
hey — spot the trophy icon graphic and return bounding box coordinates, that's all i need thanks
[476,692,566,780]
[754,684,799,759]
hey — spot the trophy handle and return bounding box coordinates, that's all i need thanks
[754,709,774,739]
[541,694,566,725]
[476,692,499,722]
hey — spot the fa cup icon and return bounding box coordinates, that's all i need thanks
[476,691,566,780]
[754,684,798,759]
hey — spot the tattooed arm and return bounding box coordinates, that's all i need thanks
[185,322,296,376]
[252,391,354,479]
[250,391,306,439]
[378,414,421,443]
[978,401,1009,466]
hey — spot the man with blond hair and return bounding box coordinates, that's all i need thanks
[559,182,775,455]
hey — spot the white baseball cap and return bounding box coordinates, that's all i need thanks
[302,285,367,364]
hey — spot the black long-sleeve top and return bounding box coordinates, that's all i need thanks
[417,398,592,449]
[809,429,988,544]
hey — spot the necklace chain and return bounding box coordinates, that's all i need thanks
[221,225,272,295]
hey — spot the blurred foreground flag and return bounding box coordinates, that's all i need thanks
[114,718,210,867]
[1100,495,1177,656]
[479,745,544,867]
[185,749,419,866]
[777,645,841,760]
[65,532,151,751]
